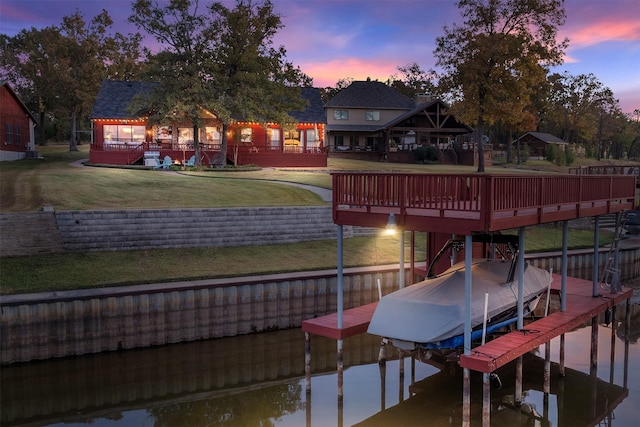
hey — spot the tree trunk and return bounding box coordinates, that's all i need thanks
[476,113,485,172]
[219,122,228,168]
[192,123,201,166]
[69,110,78,152]
[39,110,46,146]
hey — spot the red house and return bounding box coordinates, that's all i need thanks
[0,82,37,162]
[89,80,327,167]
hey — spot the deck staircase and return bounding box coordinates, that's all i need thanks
[599,210,629,293]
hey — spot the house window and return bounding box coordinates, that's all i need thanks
[269,128,280,148]
[306,129,320,148]
[284,129,300,145]
[5,124,12,145]
[156,125,172,141]
[205,127,220,144]
[333,110,349,120]
[103,125,145,143]
[334,135,344,146]
[240,127,252,143]
[365,111,380,121]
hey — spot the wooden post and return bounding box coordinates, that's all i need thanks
[337,339,344,401]
[379,349,386,411]
[482,373,490,427]
[610,306,617,385]
[544,341,551,402]
[305,332,311,394]
[590,317,598,377]
[593,217,600,297]
[398,350,405,402]
[515,355,523,405]
[559,333,566,377]
[462,235,473,427]
[463,367,471,427]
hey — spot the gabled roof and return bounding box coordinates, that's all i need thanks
[90,80,157,120]
[516,132,568,145]
[1,81,37,123]
[324,80,415,110]
[384,99,473,134]
[289,87,326,123]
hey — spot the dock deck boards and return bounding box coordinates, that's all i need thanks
[459,274,632,373]
[301,302,377,340]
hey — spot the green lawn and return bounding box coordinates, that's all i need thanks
[0,145,622,295]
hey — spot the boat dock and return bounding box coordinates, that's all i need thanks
[306,172,637,426]
[459,274,633,373]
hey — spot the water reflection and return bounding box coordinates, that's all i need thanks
[1,307,639,427]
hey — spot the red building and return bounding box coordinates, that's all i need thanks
[0,82,37,162]
[89,80,327,167]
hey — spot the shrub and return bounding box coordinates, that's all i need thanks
[413,145,438,163]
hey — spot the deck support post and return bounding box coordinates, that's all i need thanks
[517,227,525,330]
[590,317,598,378]
[610,306,616,385]
[398,350,405,402]
[337,339,344,401]
[337,225,344,401]
[515,355,523,405]
[462,234,473,427]
[463,368,471,427]
[624,298,630,389]
[379,345,386,411]
[482,372,490,427]
[305,332,311,394]
[399,230,405,289]
[559,334,566,376]
[544,341,551,401]
[561,220,568,311]
[593,217,600,297]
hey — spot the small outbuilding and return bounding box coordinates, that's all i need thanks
[0,82,38,161]
[515,132,568,159]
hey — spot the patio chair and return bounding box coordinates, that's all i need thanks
[185,155,196,167]
[162,155,172,169]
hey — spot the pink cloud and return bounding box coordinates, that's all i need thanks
[300,58,403,87]
[564,20,640,47]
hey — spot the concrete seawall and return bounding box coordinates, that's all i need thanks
[2,246,639,365]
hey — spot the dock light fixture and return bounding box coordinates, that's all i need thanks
[385,213,397,235]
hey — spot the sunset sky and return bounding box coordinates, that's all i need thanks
[2,0,639,114]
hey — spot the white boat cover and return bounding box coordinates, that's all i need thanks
[367,259,552,347]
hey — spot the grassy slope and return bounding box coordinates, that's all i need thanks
[0,145,627,294]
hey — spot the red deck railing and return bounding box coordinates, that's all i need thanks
[332,173,636,234]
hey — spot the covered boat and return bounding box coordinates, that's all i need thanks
[367,236,552,351]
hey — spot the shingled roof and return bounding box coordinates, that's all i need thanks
[90,80,157,120]
[289,87,326,123]
[324,80,415,110]
[91,81,325,124]
[516,132,568,145]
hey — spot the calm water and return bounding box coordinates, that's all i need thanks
[2,299,640,426]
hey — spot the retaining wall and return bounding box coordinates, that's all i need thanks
[1,246,639,365]
[2,207,377,256]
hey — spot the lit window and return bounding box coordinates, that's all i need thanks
[365,111,380,121]
[102,125,145,143]
[333,110,349,120]
[241,127,252,143]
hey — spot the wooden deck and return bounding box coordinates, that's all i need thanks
[301,302,377,340]
[459,274,632,373]
[332,173,636,234]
